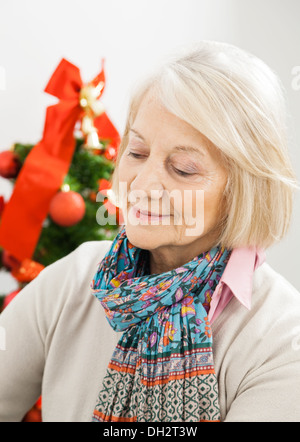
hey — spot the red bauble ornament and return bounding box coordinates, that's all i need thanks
[11,258,45,283]
[104,146,117,161]
[49,190,86,227]
[2,289,21,310]
[0,150,21,178]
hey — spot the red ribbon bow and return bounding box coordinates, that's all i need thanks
[0,58,120,261]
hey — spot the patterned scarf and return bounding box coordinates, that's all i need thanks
[91,225,231,422]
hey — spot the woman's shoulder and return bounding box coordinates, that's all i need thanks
[70,239,113,261]
[216,260,300,346]
[1,240,113,322]
[69,240,113,273]
[42,239,112,280]
[219,260,300,422]
[40,239,113,301]
[253,260,300,307]
[250,260,300,338]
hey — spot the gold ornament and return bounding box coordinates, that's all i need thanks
[79,80,105,152]
[81,115,94,134]
[61,184,70,192]
[79,82,104,113]
[86,130,102,149]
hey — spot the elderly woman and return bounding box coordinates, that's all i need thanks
[1,41,300,423]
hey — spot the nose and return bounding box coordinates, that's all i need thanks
[129,157,165,201]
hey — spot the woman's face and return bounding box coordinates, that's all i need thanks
[118,89,228,269]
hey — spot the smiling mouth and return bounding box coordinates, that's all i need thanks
[131,206,171,219]
[140,210,169,217]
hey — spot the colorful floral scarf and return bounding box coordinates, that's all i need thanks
[90,225,231,422]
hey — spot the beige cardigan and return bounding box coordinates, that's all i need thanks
[1,240,300,422]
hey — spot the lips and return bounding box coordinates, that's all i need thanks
[139,209,167,217]
[131,206,170,218]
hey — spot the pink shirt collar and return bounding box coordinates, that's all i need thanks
[219,246,266,310]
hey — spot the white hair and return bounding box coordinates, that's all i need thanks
[112,41,299,249]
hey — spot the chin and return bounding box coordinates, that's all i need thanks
[124,223,169,250]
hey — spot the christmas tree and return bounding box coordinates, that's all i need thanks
[0,57,122,421]
[0,137,121,275]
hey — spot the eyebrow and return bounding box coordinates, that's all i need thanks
[129,128,205,157]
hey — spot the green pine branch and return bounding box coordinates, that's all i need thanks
[10,137,120,268]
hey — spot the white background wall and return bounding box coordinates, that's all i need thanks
[0,0,299,293]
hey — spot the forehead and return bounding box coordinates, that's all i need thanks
[130,127,207,160]
[130,90,216,158]
[133,91,198,133]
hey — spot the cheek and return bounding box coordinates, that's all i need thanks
[181,186,224,229]
[204,192,219,217]
[117,155,135,189]
[203,183,227,226]
[116,157,132,211]
[182,190,203,220]
[117,155,128,182]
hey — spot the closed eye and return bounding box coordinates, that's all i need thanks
[172,167,196,177]
[127,151,146,159]
[127,151,197,177]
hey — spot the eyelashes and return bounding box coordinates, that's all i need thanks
[126,151,197,177]
[172,167,196,177]
[127,151,145,159]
